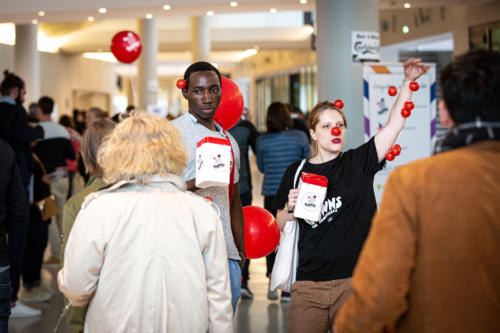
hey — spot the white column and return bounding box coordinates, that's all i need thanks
[137,18,158,109]
[316,0,379,149]
[191,16,211,62]
[15,23,40,105]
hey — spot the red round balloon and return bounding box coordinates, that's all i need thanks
[401,108,411,118]
[214,76,244,131]
[386,152,395,161]
[333,99,344,109]
[409,81,419,92]
[388,86,398,96]
[404,101,414,111]
[331,126,341,136]
[110,31,142,63]
[243,206,280,259]
[176,79,186,89]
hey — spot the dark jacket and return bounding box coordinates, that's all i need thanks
[0,139,28,266]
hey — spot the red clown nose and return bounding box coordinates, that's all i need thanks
[331,126,341,136]
[176,79,186,89]
[333,99,344,109]
[388,86,398,96]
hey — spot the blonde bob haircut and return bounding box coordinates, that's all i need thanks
[308,100,348,158]
[98,111,188,184]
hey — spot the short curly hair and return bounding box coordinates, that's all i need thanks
[98,111,188,184]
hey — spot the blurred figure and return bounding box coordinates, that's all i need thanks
[256,102,309,301]
[228,107,260,299]
[335,51,500,333]
[288,104,310,142]
[72,109,86,135]
[58,112,233,332]
[59,115,81,198]
[0,139,29,327]
[34,97,75,266]
[111,104,135,123]
[61,119,115,333]
[85,107,108,128]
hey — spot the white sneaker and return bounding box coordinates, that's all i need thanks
[22,285,54,302]
[10,301,42,318]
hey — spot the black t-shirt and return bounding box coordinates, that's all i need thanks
[275,137,384,281]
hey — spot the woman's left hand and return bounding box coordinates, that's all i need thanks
[403,58,427,81]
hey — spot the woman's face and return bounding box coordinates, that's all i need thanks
[310,109,346,156]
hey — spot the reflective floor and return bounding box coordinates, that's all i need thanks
[9,153,291,332]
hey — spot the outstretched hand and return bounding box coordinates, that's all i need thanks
[403,58,427,81]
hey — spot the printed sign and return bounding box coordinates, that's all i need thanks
[351,31,380,63]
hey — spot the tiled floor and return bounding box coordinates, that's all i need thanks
[9,153,291,332]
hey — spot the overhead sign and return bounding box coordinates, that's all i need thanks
[351,31,380,63]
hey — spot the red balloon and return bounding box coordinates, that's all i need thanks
[243,206,280,259]
[176,79,186,89]
[386,152,395,161]
[401,108,411,118]
[404,101,415,111]
[110,31,142,63]
[409,81,419,91]
[333,99,344,109]
[393,144,401,153]
[214,76,244,131]
[331,126,341,136]
[388,86,398,96]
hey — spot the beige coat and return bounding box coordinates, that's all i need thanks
[335,141,500,333]
[58,175,233,333]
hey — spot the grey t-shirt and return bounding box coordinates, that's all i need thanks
[173,113,241,260]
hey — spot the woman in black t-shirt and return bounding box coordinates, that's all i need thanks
[274,58,427,333]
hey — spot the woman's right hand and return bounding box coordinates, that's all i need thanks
[287,189,299,211]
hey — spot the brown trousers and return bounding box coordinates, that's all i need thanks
[288,278,352,333]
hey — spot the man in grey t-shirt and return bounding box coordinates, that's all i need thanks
[173,62,245,312]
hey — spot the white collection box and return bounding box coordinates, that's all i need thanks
[294,172,328,222]
[195,137,232,188]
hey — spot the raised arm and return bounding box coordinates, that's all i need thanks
[374,58,427,162]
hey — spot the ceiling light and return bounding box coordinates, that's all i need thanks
[31,19,38,24]
[98,8,107,14]
[270,8,277,14]
[206,10,215,16]
[145,13,153,19]
[404,3,411,8]
[300,0,308,4]
[230,1,238,7]
[38,11,46,17]
[163,4,171,10]
[402,25,410,34]
[88,16,95,22]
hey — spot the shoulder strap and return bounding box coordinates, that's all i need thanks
[223,131,235,206]
[293,159,307,188]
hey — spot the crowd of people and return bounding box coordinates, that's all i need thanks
[0,49,498,333]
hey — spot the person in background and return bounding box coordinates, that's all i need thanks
[173,61,244,313]
[85,107,108,129]
[0,70,43,317]
[228,107,260,300]
[34,96,76,267]
[72,109,86,135]
[58,112,233,333]
[61,119,115,333]
[59,115,81,198]
[334,50,500,333]
[111,104,135,123]
[288,104,310,142]
[0,139,29,327]
[256,102,310,302]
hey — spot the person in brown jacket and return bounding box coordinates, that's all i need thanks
[335,50,500,333]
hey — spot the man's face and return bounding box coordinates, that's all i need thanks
[86,111,97,127]
[182,71,221,123]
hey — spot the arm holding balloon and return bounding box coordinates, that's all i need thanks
[374,58,427,162]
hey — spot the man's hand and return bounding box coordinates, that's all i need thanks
[403,58,427,82]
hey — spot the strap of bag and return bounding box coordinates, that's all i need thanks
[223,132,236,206]
[293,159,307,188]
[32,153,47,175]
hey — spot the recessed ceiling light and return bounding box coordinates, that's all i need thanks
[145,13,153,19]
[163,4,171,10]
[402,25,410,34]
[38,11,46,17]
[404,3,411,8]
[31,19,38,24]
[88,16,95,22]
[98,8,107,14]
[300,0,308,4]
[230,1,238,7]
[206,10,215,16]
[270,8,277,13]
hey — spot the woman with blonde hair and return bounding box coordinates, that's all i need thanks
[274,59,427,333]
[58,112,233,333]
